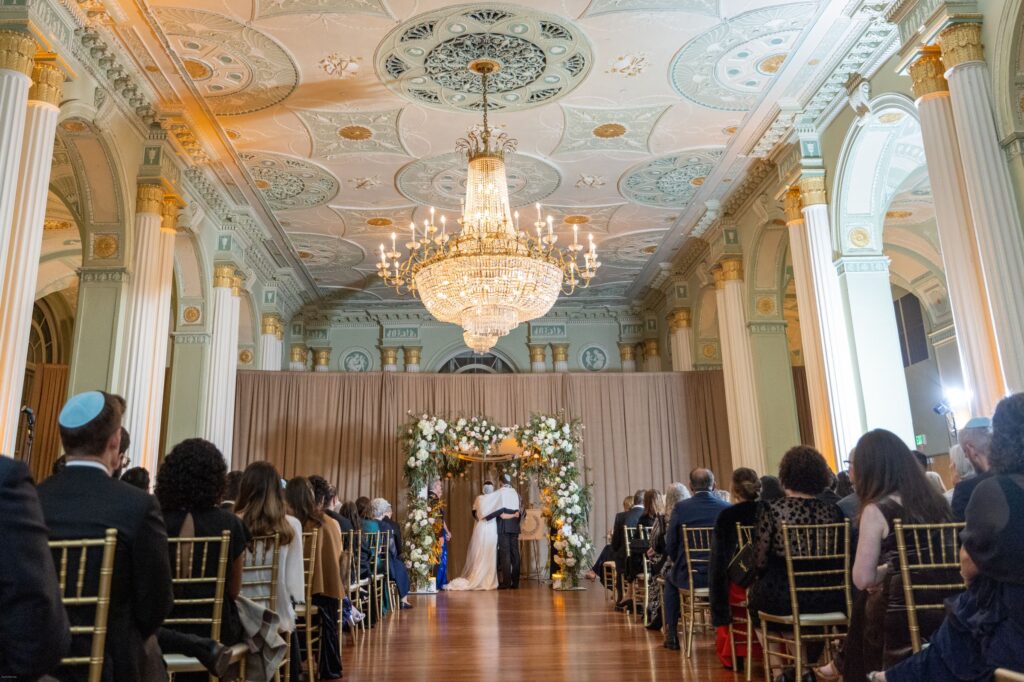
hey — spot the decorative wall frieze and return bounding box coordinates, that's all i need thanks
[78,266,128,283]
[748,321,788,334]
[160,115,210,165]
[721,159,775,216]
[173,332,212,345]
[690,200,720,239]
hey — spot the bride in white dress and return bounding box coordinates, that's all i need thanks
[445,483,506,591]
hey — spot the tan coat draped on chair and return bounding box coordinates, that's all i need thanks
[308,516,344,600]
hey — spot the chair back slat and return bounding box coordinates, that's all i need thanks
[49,528,118,682]
[737,524,755,550]
[681,526,714,589]
[781,521,852,620]
[893,520,966,652]
[301,529,320,605]
[241,533,281,613]
[165,532,231,642]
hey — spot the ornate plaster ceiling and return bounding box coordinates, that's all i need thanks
[141,0,850,307]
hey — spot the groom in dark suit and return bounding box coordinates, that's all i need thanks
[495,474,522,589]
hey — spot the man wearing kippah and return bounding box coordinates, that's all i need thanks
[37,391,173,682]
[951,417,994,521]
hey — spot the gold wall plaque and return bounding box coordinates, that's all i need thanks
[91,233,119,260]
[183,305,201,324]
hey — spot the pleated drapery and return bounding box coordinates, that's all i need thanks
[24,363,69,481]
[232,370,731,576]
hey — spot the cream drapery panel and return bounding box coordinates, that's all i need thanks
[24,363,69,481]
[232,370,730,576]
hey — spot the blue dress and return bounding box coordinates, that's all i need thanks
[435,504,449,590]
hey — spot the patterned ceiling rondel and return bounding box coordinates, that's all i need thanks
[620,149,725,209]
[374,4,593,112]
[239,152,339,210]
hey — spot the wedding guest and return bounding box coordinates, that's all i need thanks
[835,470,854,499]
[623,490,660,603]
[872,393,1024,681]
[838,450,860,521]
[38,391,173,682]
[235,462,304,636]
[0,456,70,679]
[285,477,343,682]
[945,444,974,504]
[758,475,784,503]
[221,470,242,511]
[119,466,150,492]
[376,499,413,609]
[817,430,952,682]
[709,468,762,670]
[113,426,131,478]
[817,470,842,505]
[951,417,992,521]
[663,469,730,651]
[586,495,640,583]
[156,439,249,678]
[310,475,348,530]
[426,481,451,591]
[611,490,644,611]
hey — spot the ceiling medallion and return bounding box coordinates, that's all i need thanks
[593,123,627,138]
[374,4,593,113]
[620,149,724,208]
[756,53,787,75]
[338,125,373,140]
[366,217,393,227]
[564,215,590,224]
[183,58,213,80]
[378,61,600,353]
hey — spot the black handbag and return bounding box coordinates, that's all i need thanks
[727,542,757,587]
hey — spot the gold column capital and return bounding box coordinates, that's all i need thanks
[314,348,331,367]
[550,343,569,363]
[909,47,949,98]
[798,174,827,207]
[136,183,163,215]
[528,343,547,363]
[29,60,63,105]
[668,307,692,331]
[230,274,243,297]
[381,346,399,366]
[0,30,36,77]
[617,342,636,362]
[290,344,307,363]
[783,186,804,223]
[160,196,180,233]
[643,338,660,358]
[711,265,725,289]
[938,22,984,70]
[403,346,422,365]
[719,256,743,282]
[261,312,281,335]
[213,264,235,289]
[275,321,284,341]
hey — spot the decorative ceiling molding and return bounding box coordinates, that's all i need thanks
[296,108,410,158]
[619,149,725,208]
[552,104,670,155]
[582,0,719,18]
[253,0,392,20]
[331,206,419,237]
[239,152,340,211]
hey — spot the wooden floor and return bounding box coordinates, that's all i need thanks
[343,581,739,681]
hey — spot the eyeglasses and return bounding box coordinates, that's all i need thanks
[118,452,130,471]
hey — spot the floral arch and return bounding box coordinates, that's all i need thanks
[401,413,592,589]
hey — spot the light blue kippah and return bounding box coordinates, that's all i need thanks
[58,391,105,428]
[964,416,992,429]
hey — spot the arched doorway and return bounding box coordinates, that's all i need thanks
[436,350,516,374]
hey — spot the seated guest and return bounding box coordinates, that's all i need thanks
[835,470,854,499]
[235,463,304,637]
[872,394,1024,681]
[357,496,388,620]
[709,468,762,670]
[945,445,973,503]
[642,483,690,629]
[817,430,952,682]
[837,449,860,521]
[586,496,636,582]
[310,476,348,531]
[611,490,645,610]
[285,478,343,682]
[950,417,992,521]
[747,447,844,676]
[622,490,661,606]
[221,470,243,511]
[376,498,413,609]
[663,469,730,651]
[119,466,150,492]
[38,391,173,681]
[113,427,131,478]
[759,475,784,503]
[817,470,842,505]
[0,456,70,679]
[155,439,250,677]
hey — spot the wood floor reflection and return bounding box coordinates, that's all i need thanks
[343,582,739,681]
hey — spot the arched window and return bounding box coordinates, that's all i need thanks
[436,351,516,374]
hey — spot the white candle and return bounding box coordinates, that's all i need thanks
[391,232,397,253]
[535,202,541,222]
[573,224,578,246]
[547,215,553,236]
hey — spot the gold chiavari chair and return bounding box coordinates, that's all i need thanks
[241,533,287,682]
[50,528,118,682]
[759,521,852,681]
[996,670,1024,682]
[383,529,400,615]
[295,529,321,682]
[163,530,248,680]
[730,523,756,682]
[624,526,651,622]
[602,560,618,602]
[893,520,966,653]
[365,530,386,621]
[340,530,369,634]
[681,526,714,657]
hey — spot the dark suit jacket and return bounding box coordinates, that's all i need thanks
[611,506,644,566]
[0,458,70,680]
[38,465,173,682]
[665,491,730,589]
[952,472,991,521]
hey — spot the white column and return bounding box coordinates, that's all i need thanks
[117,186,177,473]
[642,339,662,372]
[201,265,237,456]
[289,344,308,371]
[0,30,35,302]
[668,308,694,371]
[380,347,398,372]
[909,49,1005,417]
[617,343,636,373]
[313,348,331,372]
[714,259,766,472]
[403,346,422,372]
[259,313,282,371]
[221,274,242,459]
[551,343,570,373]
[800,177,864,464]
[528,344,547,373]
[939,23,1024,392]
[0,60,61,455]
[836,256,916,445]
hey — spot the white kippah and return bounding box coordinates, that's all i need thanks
[58,391,105,429]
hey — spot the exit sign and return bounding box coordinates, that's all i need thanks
[915,434,927,447]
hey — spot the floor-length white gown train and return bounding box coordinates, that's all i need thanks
[445,492,501,591]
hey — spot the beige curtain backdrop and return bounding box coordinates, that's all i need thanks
[791,366,814,447]
[233,370,730,576]
[24,363,69,481]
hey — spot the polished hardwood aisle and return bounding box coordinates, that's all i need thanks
[343,581,739,681]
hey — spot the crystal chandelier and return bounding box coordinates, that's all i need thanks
[377,59,600,353]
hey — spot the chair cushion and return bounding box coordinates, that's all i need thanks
[163,654,206,672]
[759,611,847,626]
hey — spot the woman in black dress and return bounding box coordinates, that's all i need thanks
[874,393,1024,681]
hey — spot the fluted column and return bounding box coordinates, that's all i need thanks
[643,339,662,372]
[784,188,835,456]
[909,49,1005,416]
[116,186,178,472]
[618,343,636,373]
[403,346,422,372]
[528,343,547,373]
[0,60,62,455]
[668,308,694,371]
[259,313,282,371]
[938,23,1024,391]
[221,274,242,459]
[551,343,569,373]
[799,177,864,463]
[0,30,35,299]
[314,348,331,372]
[713,259,766,472]
[289,344,308,371]
[201,265,238,459]
[380,347,398,372]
